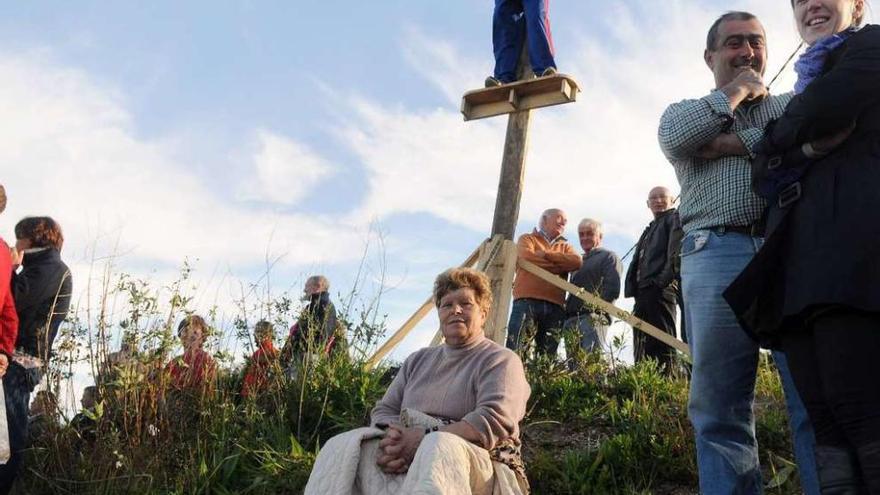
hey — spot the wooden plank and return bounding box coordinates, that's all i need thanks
[461,74,579,121]
[482,239,518,344]
[365,245,483,369]
[517,258,691,356]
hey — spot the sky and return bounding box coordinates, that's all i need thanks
[1,1,838,391]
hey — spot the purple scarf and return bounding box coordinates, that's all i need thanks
[794,29,857,94]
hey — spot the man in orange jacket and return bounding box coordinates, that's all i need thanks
[506,208,581,356]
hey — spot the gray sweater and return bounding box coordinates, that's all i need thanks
[370,336,530,450]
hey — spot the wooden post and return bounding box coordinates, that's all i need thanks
[481,237,518,343]
[482,48,534,346]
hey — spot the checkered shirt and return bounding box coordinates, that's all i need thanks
[658,90,792,234]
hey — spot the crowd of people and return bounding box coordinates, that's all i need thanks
[307,1,879,493]
[3,0,879,493]
[0,193,344,493]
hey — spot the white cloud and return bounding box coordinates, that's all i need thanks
[0,50,362,271]
[238,129,334,205]
[340,0,803,241]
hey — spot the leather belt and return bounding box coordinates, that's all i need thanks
[710,224,762,237]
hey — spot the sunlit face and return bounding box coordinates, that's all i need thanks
[438,288,485,346]
[578,225,602,252]
[647,187,674,216]
[705,19,768,88]
[181,325,206,351]
[793,0,864,45]
[541,212,568,239]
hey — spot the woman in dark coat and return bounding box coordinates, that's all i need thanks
[725,0,880,491]
[0,216,72,493]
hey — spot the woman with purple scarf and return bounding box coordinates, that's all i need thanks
[725,0,880,492]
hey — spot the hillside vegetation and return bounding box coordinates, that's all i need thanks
[20,266,803,494]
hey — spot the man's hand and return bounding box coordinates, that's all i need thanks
[695,133,748,160]
[721,68,767,110]
[0,354,8,379]
[376,425,425,474]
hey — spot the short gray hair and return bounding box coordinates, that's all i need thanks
[307,275,330,292]
[540,208,564,224]
[578,218,603,233]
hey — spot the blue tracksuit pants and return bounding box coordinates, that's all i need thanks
[493,0,556,83]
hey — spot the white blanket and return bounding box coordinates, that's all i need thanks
[304,427,526,495]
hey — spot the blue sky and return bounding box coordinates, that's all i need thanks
[1,0,823,379]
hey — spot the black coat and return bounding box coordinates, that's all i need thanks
[281,291,339,361]
[725,25,880,347]
[12,248,72,361]
[624,209,683,298]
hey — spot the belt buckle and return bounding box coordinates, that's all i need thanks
[777,182,802,208]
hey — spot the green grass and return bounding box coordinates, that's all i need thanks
[20,266,806,494]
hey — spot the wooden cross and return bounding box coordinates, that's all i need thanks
[364,50,582,367]
[462,50,580,344]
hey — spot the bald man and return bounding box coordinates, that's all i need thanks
[625,187,683,372]
[506,208,582,356]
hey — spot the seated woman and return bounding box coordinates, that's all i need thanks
[305,268,530,495]
[241,320,279,399]
[165,315,217,393]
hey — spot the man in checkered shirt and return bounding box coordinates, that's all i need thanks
[658,11,819,495]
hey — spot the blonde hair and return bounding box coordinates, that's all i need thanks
[432,268,492,316]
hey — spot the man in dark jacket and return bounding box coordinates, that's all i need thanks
[563,218,621,357]
[281,275,340,367]
[625,186,683,372]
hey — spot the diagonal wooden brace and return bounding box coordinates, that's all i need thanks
[516,257,690,356]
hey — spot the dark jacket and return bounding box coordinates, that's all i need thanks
[725,25,880,347]
[281,291,339,361]
[12,248,72,361]
[624,209,683,298]
[564,247,622,319]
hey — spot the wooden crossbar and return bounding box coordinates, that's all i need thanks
[517,258,690,356]
[364,245,482,369]
[461,74,579,121]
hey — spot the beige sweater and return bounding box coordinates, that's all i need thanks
[371,336,530,450]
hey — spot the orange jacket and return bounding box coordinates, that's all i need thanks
[513,230,582,306]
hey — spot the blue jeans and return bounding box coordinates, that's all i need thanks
[506,298,564,356]
[0,363,40,494]
[681,229,819,495]
[492,0,556,82]
[562,314,608,353]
